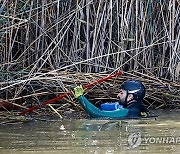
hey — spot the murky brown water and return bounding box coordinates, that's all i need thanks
[0,109,180,154]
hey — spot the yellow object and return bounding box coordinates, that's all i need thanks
[74,85,85,98]
[140,112,150,117]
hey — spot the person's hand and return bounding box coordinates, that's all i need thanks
[140,111,150,117]
[74,85,84,98]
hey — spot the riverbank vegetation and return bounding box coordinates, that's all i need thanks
[0,0,179,117]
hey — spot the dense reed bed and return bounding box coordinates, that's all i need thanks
[0,0,179,115]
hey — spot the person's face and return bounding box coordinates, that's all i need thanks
[117,89,127,105]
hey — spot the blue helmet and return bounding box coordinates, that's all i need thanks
[120,80,146,101]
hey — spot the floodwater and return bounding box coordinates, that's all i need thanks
[0,109,180,154]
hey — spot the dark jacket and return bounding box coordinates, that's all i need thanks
[78,95,149,119]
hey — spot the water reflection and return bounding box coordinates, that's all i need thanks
[0,110,180,154]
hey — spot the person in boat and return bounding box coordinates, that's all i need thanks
[74,80,150,119]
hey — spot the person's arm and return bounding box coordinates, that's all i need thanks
[78,95,128,118]
[74,85,129,118]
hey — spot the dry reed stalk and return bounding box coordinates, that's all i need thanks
[0,0,179,114]
[1,72,180,112]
